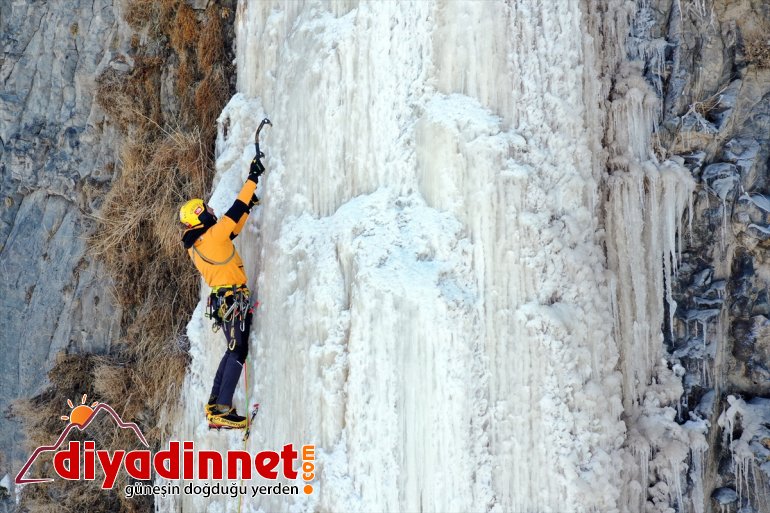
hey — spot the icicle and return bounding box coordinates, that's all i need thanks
[630,441,652,513]
[690,448,706,513]
[702,357,711,387]
[669,457,684,513]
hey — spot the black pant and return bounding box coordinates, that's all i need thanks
[209,295,251,408]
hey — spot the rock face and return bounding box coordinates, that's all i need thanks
[630,0,770,510]
[0,0,126,504]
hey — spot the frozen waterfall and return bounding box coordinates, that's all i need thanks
[158,1,698,512]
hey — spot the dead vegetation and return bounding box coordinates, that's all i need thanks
[744,31,770,69]
[13,1,234,511]
[96,55,165,131]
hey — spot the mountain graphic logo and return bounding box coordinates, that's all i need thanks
[15,394,148,485]
[15,395,315,493]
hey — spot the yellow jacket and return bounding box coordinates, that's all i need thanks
[182,178,257,288]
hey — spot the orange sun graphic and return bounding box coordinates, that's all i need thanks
[60,394,98,427]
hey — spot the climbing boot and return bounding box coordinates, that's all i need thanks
[207,406,247,430]
[204,396,217,417]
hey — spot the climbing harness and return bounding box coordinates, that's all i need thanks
[206,285,253,343]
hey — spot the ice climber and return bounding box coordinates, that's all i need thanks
[178,150,265,430]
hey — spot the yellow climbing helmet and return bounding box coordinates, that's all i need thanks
[179,198,206,228]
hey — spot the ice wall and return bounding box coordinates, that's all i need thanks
[601,2,703,512]
[605,160,700,513]
[156,1,668,512]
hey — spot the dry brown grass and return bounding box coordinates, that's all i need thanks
[744,32,770,69]
[195,64,229,140]
[123,0,157,28]
[170,4,198,54]
[198,4,225,74]
[12,354,96,448]
[96,56,164,131]
[692,93,721,118]
[91,128,209,304]
[176,53,196,98]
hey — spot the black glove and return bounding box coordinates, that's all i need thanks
[248,193,260,209]
[249,155,265,181]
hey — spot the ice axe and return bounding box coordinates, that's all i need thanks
[254,118,272,160]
